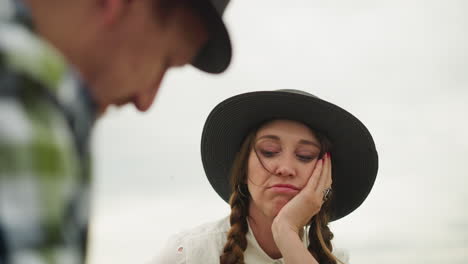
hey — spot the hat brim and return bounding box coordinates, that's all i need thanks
[191,0,232,74]
[201,91,379,221]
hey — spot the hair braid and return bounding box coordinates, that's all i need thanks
[220,131,257,264]
[307,198,342,264]
[220,186,250,264]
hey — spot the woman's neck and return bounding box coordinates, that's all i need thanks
[248,203,283,259]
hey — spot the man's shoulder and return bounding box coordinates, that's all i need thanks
[0,19,69,116]
[0,21,68,93]
[0,20,96,157]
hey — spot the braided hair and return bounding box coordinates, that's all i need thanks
[219,131,254,264]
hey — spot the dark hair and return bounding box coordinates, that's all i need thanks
[219,121,341,264]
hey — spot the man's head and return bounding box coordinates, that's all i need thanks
[27,0,231,112]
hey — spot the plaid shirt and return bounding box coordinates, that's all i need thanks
[0,1,96,263]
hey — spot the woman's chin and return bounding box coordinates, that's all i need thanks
[271,199,290,216]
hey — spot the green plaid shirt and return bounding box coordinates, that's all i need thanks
[0,1,96,263]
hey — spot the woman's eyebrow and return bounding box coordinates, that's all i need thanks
[257,135,280,141]
[298,139,320,149]
[257,135,320,148]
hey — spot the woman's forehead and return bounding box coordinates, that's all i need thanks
[255,120,319,145]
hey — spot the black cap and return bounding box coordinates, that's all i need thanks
[191,0,232,74]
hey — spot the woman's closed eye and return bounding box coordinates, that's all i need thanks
[296,154,315,162]
[295,149,319,162]
[256,140,281,158]
[260,149,279,158]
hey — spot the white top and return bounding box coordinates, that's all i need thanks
[149,216,348,264]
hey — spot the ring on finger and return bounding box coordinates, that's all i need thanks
[323,187,332,202]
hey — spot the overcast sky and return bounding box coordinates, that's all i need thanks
[87,1,468,263]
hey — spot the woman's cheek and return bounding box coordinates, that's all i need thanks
[248,171,270,187]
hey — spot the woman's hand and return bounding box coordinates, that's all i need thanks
[272,153,332,237]
[270,153,332,264]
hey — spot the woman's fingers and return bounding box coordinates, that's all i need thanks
[324,153,332,190]
[313,153,332,205]
[328,154,333,187]
[315,153,330,191]
[304,158,323,193]
[272,153,333,234]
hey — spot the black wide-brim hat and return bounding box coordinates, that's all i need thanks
[201,90,379,221]
[191,0,232,73]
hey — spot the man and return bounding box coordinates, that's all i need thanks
[0,0,232,263]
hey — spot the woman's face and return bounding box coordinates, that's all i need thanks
[247,120,322,219]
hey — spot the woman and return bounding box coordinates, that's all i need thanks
[152,89,378,264]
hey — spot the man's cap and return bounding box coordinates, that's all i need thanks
[191,0,232,74]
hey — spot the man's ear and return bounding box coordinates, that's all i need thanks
[97,0,129,26]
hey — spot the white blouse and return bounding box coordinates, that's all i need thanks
[149,216,348,264]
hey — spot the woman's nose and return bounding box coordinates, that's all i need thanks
[273,156,296,177]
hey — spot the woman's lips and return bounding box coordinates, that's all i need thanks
[269,184,300,194]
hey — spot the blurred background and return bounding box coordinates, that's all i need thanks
[86,0,468,263]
